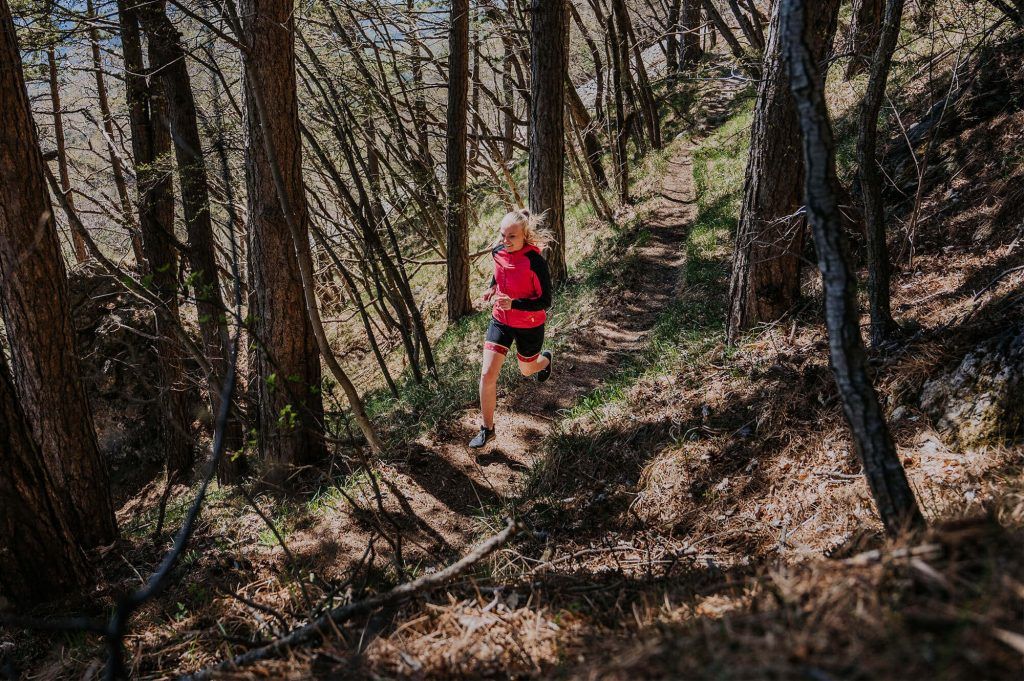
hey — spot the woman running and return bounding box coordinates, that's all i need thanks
[469,209,553,449]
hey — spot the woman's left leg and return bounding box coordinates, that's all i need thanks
[514,325,550,377]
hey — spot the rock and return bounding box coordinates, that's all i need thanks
[920,325,1024,448]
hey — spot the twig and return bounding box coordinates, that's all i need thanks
[179,520,521,679]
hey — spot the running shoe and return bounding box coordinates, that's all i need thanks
[536,350,553,383]
[468,427,495,449]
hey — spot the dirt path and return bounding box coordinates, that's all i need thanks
[374,146,700,556]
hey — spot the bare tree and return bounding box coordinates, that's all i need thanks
[782,0,924,536]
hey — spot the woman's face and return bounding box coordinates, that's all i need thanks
[499,221,525,252]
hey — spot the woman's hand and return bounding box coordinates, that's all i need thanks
[494,292,513,310]
[482,286,496,302]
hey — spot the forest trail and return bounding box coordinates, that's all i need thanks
[384,147,699,556]
[289,79,748,573]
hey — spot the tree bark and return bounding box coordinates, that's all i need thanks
[446,0,473,321]
[240,0,328,477]
[856,0,904,346]
[0,0,117,548]
[782,0,924,536]
[118,0,194,477]
[139,0,244,480]
[667,0,681,76]
[679,0,703,68]
[727,0,840,342]
[529,0,567,283]
[0,354,90,607]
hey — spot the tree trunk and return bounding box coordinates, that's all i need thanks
[679,0,703,67]
[0,354,90,607]
[782,0,924,536]
[727,0,840,342]
[529,0,567,283]
[667,0,681,76]
[46,44,87,263]
[856,0,904,346]
[845,0,884,79]
[240,0,328,478]
[446,0,473,321]
[118,0,194,477]
[139,0,245,481]
[0,0,117,548]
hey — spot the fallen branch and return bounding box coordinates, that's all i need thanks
[842,542,943,567]
[179,520,521,680]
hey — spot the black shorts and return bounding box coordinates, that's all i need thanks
[484,318,545,362]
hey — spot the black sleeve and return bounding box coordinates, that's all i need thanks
[488,245,501,289]
[511,251,552,311]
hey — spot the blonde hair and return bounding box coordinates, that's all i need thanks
[498,208,556,251]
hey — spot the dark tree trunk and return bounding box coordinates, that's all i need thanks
[138,0,244,481]
[529,0,567,283]
[117,0,194,477]
[86,0,143,265]
[46,44,87,263]
[679,0,703,67]
[845,0,884,79]
[782,0,924,536]
[856,0,904,346]
[0,354,90,607]
[0,0,117,548]
[667,0,681,75]
[446,0,473,321]
[727,0,840,342]
[240,0,327,478]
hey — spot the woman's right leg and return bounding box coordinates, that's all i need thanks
[479,347,506,429]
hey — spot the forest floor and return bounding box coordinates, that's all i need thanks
[8,39,1024,681]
